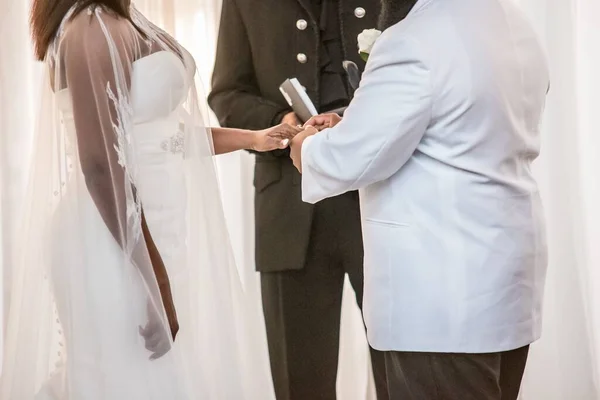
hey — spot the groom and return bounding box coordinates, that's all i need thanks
[290,0,550,398]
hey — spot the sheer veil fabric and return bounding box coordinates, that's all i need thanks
[0,4,258,399]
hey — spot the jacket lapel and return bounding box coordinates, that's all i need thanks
[408,0,434,16]
[296,0,318,24]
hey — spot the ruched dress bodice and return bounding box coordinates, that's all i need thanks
[56,50,193,268]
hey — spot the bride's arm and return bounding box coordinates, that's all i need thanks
[62,12,178,344]
[211,127,256,154]
[210,125,301,155]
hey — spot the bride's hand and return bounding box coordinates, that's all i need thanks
[252,123,302,152]
[139,300,172,360]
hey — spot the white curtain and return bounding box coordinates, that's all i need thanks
[1,0,598,399]
[0,0,40,335]
[516,0,600,398]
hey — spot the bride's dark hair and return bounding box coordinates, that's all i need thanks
[31,0,131,61]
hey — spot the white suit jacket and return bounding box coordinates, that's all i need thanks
[301,0,550,353]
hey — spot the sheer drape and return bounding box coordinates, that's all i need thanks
[1,0,598,398]
[0,0,41,337]
[516,0,600,398]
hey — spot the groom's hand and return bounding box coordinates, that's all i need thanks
[304,113,342,131]
[290,125,319,173]
[291,112,341,172]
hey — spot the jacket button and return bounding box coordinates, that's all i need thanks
[354,7,366,18]
[297,53,307,63]
[296,19,308,30]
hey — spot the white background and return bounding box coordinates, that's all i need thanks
[1,0,599,398]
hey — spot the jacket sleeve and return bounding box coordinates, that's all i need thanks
[301,32,432,204]
[208,0,290,131]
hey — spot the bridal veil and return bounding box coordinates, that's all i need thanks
[1,4,266,399]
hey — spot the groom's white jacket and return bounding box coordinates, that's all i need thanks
[301,0,549,353]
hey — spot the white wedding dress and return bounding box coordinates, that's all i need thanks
[1,6,268,400]
[42,51,192,400]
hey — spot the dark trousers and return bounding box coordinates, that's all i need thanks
[261,192,388,400]
[385,346,530,400]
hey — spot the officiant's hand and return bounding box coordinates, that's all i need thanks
[282,111,301,127]
[304,113,342,131]
[290,125,319,173]
[253,123,302,152]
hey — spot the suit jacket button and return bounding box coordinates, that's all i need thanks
[354,7,366,18]
[297,53,308,63]
[296,19,308,30]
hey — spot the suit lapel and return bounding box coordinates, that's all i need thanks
[409,0,434,16]
[296,0,317,25]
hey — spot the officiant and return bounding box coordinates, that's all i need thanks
[208,0,388,399]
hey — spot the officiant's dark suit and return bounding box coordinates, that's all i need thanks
[208,0,387,399]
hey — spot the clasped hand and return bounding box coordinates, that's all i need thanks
[253,123,302,152]
[290,113,342,172]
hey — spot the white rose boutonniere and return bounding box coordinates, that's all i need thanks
[358,29,382,62]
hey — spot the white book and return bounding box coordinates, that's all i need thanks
[279,78,318,123]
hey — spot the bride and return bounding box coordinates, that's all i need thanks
[1,1,300,399]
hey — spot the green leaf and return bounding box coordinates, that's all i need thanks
[360,52,369,62]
